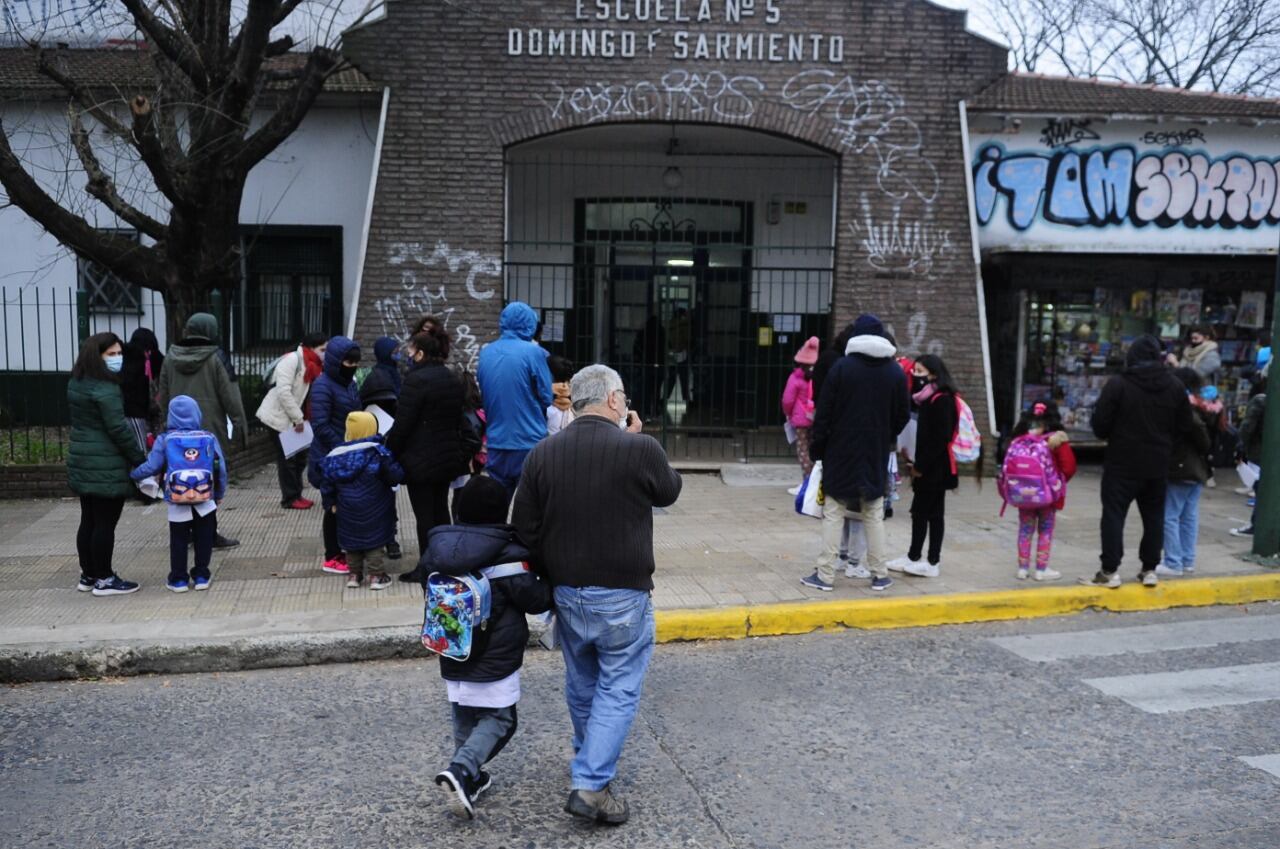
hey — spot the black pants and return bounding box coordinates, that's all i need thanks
[450,703,518,781]
[408,481,451,557]
[76,495,125,581]
[1100,472,1166,574]
[273,433,308,505]
[323,510,341,560]
[169,510,216,584]
[908,486,947,565]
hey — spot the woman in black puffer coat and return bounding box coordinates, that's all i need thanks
[386,324,472,560]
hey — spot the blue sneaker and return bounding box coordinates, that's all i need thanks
[1247,497,1256,507]
[166,580,190,593]
[92,575,140,596]
[870,576,894,592]
[193,576,211,591]
[800,572,833,592]
[77,575,95,592]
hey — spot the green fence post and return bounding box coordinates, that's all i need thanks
[1251,236,1280,559]
[211,289,225,329]
[76,288,89,345]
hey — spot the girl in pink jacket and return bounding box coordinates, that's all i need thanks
[782,336,820,480]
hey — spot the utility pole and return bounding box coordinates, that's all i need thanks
[1253,228,1280,559]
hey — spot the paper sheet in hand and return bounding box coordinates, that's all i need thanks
[366,404,395,435]
[279,422,314,458]
[135,476,162,499]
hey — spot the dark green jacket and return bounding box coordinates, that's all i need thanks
[158,343,248,455]
[1240,394,1267,463]
[66,377,146,498]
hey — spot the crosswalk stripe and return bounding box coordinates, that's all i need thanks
[989,615,1280,662]
[1241,754,1280,780]
[1083,661,1280,714]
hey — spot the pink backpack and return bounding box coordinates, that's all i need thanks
[997,435,1065,516]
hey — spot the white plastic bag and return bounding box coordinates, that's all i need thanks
[796,460,824,519]
[1237,461,1261,491]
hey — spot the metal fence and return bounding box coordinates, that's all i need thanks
[0,285,339,464]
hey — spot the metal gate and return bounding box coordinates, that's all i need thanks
[505,127,836,461]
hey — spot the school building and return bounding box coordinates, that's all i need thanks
[1,0,1277,459]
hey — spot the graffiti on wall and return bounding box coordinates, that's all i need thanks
[539,69,765,123]
[377,241,499,370]
[849,194,952,278]
[974,143,1280,231]
[1038,118,1100,149]
[779,70,939,203]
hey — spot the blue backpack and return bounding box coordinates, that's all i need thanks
[421,563,527,660]
[164,430,218,504]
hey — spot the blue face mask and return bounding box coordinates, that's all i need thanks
[1199,385,1219,401]
[104,354,123,373]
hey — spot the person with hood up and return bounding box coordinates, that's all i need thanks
[318,411,405,589]
[422,475,552,820]
[158,312,245,549]
[308,336,363,574]
[477,301,553,496]
[121,327,164,453]
[360,336,404,417]
[1085,334,1195,588]
[255,332,328,510]
[130,395,228,592]
[67,332,147,596]
[802,314,910,593]
[782,336,820,488]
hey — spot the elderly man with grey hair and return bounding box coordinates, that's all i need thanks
[513,364,682,826]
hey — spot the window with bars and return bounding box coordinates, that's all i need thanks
[241,227,343,347]
[79,230,143,314]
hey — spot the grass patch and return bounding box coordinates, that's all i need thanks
[0,428,69,465]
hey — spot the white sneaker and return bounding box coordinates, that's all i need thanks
[903,560,940,578]
[1141,570,1159,587]
[1016,567,1029,580]
[886,556,914,573]
[844,561,871,579]
[1154,563,1184,577]
[1034,568,1062,582]
[786,485,801,496]
[1183,564,1196,574]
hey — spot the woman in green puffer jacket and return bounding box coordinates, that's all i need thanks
[67,332,147,596]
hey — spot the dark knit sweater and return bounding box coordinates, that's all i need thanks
[513,415,682,591]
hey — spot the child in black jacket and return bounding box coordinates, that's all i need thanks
[422,475,551,820]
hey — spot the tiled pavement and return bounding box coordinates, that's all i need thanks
[0,463,1266,637]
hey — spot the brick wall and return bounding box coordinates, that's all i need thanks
[343,0,1008,432]
[0,430,276,500]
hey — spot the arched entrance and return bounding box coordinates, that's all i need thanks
[505,123,838,460]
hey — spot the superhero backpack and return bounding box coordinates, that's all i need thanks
[997,434,1064,516]
[164,430,218,504]
[421,563,527,660]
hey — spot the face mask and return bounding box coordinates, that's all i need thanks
[1199,385,1219,401]
[104,354,123,373]
[340,365,358,380]
[912,375,928,392]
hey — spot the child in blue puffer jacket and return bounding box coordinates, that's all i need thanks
[318,411,405,589]
[130,395,228,592]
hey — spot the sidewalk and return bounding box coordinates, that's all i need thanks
[1,462,1273,679]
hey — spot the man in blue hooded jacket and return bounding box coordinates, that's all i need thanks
[478,302,554,495]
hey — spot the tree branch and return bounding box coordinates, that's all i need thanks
[231,47,343,173]
[69,110,168,240]
[117,0,208,87]
[0,118,166,289]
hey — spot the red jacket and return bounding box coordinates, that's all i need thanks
[1050,440,1077,510]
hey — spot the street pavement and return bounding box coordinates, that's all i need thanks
[4,605,1280,848]
[0,462,1265,648]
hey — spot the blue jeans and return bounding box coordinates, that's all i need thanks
[553,586,655,792]
[1162,481,1203,570]
[486,448,530,497]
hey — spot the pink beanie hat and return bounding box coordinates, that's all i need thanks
[794,336,820,365]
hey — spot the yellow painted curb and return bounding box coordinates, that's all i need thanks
[654,572,1280,642]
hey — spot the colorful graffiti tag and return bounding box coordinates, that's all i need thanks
[974,143,1280,231]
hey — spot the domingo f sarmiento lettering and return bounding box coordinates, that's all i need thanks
[508,0,845,63]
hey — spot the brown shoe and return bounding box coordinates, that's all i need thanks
[565,785,629,825]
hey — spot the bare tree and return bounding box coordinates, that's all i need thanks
[977,0,1280,96]
[0,0,375,338]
